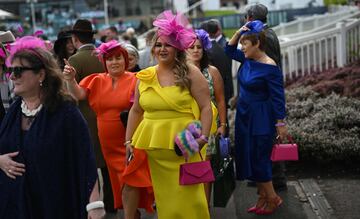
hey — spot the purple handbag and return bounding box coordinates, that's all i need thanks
[219,136,230,158]
[179,153,215,185]
[271,135,299,162]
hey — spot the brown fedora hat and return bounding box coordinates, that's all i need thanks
[67,19,97,34]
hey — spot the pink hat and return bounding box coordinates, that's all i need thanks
[153,10,196,51]
[6,36,47,65]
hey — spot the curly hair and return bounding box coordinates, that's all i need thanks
[151,34,190,89]
[11,48,75,112]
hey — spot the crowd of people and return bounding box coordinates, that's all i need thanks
[0,3,289,219]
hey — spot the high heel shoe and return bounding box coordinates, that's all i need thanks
[256,195,283,215]
[247,194,266,213]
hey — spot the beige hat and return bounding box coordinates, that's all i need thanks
[0,31,15,44]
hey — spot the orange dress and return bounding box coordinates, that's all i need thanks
[80,72,154,212]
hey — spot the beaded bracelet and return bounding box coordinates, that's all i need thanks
[124,140,132,146]
[198,135,209,143]
[275,122,286,127]
[86,201,104,212]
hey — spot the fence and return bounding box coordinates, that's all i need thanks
[280,18,360,81]
[191,6,327,29]
[274,8,359,36]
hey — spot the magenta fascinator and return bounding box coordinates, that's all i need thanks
[153,10,196,51]
[6,36,47,65]
[195,29,212,51]
[95,40,121,60]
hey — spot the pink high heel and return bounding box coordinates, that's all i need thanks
[256,196,283,215]
[247,194,266,213]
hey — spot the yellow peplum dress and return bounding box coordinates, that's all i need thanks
[132,66,211,219]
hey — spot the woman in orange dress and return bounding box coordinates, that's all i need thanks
[63,40,154,219]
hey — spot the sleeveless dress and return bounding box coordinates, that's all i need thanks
[132,66,210,219]
[201,67,218,155]
[80,72,154,212]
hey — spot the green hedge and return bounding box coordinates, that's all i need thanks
[286,87,360,162]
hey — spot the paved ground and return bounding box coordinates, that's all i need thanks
[102,167,360,219]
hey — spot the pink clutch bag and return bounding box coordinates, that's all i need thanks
[271,135,299,162]
[179,153,215,185]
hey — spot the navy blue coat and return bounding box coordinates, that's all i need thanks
[0,98,97,219]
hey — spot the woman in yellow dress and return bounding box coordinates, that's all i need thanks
[125,10,213,219]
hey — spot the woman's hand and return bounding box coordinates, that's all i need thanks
[196,138,208,151]
[229,96,237,110]
[63,59,77,81]
[276,126,288,141]
[216,125,226,136]
[125,144,134,165]
[88,208,105,219]
[0,152,25,179]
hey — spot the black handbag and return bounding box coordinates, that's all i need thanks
[211,135,236,207]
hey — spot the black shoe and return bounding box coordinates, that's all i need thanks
[247,181,257,187]
[273,183,288,192]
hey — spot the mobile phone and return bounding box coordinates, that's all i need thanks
[127,153,134,162]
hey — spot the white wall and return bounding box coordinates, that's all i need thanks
[202,0,221,10]
[173,0,189,13]
[248,0,324,10]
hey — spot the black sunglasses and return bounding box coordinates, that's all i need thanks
[6,66,41,78]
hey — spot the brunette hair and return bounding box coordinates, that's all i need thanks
[240,30,267,51]
[151,33,190,88]
[11,48,75,111]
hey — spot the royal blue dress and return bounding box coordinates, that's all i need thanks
[225,44,286,182]
[0,98,97,219]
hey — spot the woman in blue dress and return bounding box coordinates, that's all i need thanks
[225,21,288,215]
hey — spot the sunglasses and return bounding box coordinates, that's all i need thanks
[6,66,41,78]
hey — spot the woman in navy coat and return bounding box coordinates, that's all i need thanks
[225,21,288,215]
[0,36,104,219]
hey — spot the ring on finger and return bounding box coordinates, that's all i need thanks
[8,169,12,173]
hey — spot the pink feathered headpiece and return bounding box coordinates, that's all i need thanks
[6,36,47,65]
[95,40,121,59]
[95,40,129,71]
[153,10,196,51]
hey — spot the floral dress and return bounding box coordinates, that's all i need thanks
[202,67,217,155]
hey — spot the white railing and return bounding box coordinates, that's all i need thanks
[273,7,359,36]
[280,18,360,81]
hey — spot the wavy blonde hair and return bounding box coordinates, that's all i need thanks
[151,33,190,89]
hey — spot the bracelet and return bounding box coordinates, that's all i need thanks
[275,122,286,127]
[124,140,132,146]
[220,123,227,127]
[86,201,104,212]
[198,135,209,143]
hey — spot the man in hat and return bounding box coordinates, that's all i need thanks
[245,3,282,67]
[66,19,116,213]
[245,4,287,191]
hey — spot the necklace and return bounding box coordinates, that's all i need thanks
[21,100,43,117]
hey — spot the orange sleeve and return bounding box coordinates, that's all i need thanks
[79,73,104,111]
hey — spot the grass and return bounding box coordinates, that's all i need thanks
[204,10,237,17]
[223,28,238,39]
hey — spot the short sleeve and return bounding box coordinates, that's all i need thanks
[79,73,103,111]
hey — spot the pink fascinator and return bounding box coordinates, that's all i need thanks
[95,40,121,60]
[6,36,47,65]
[153,10,196,51]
